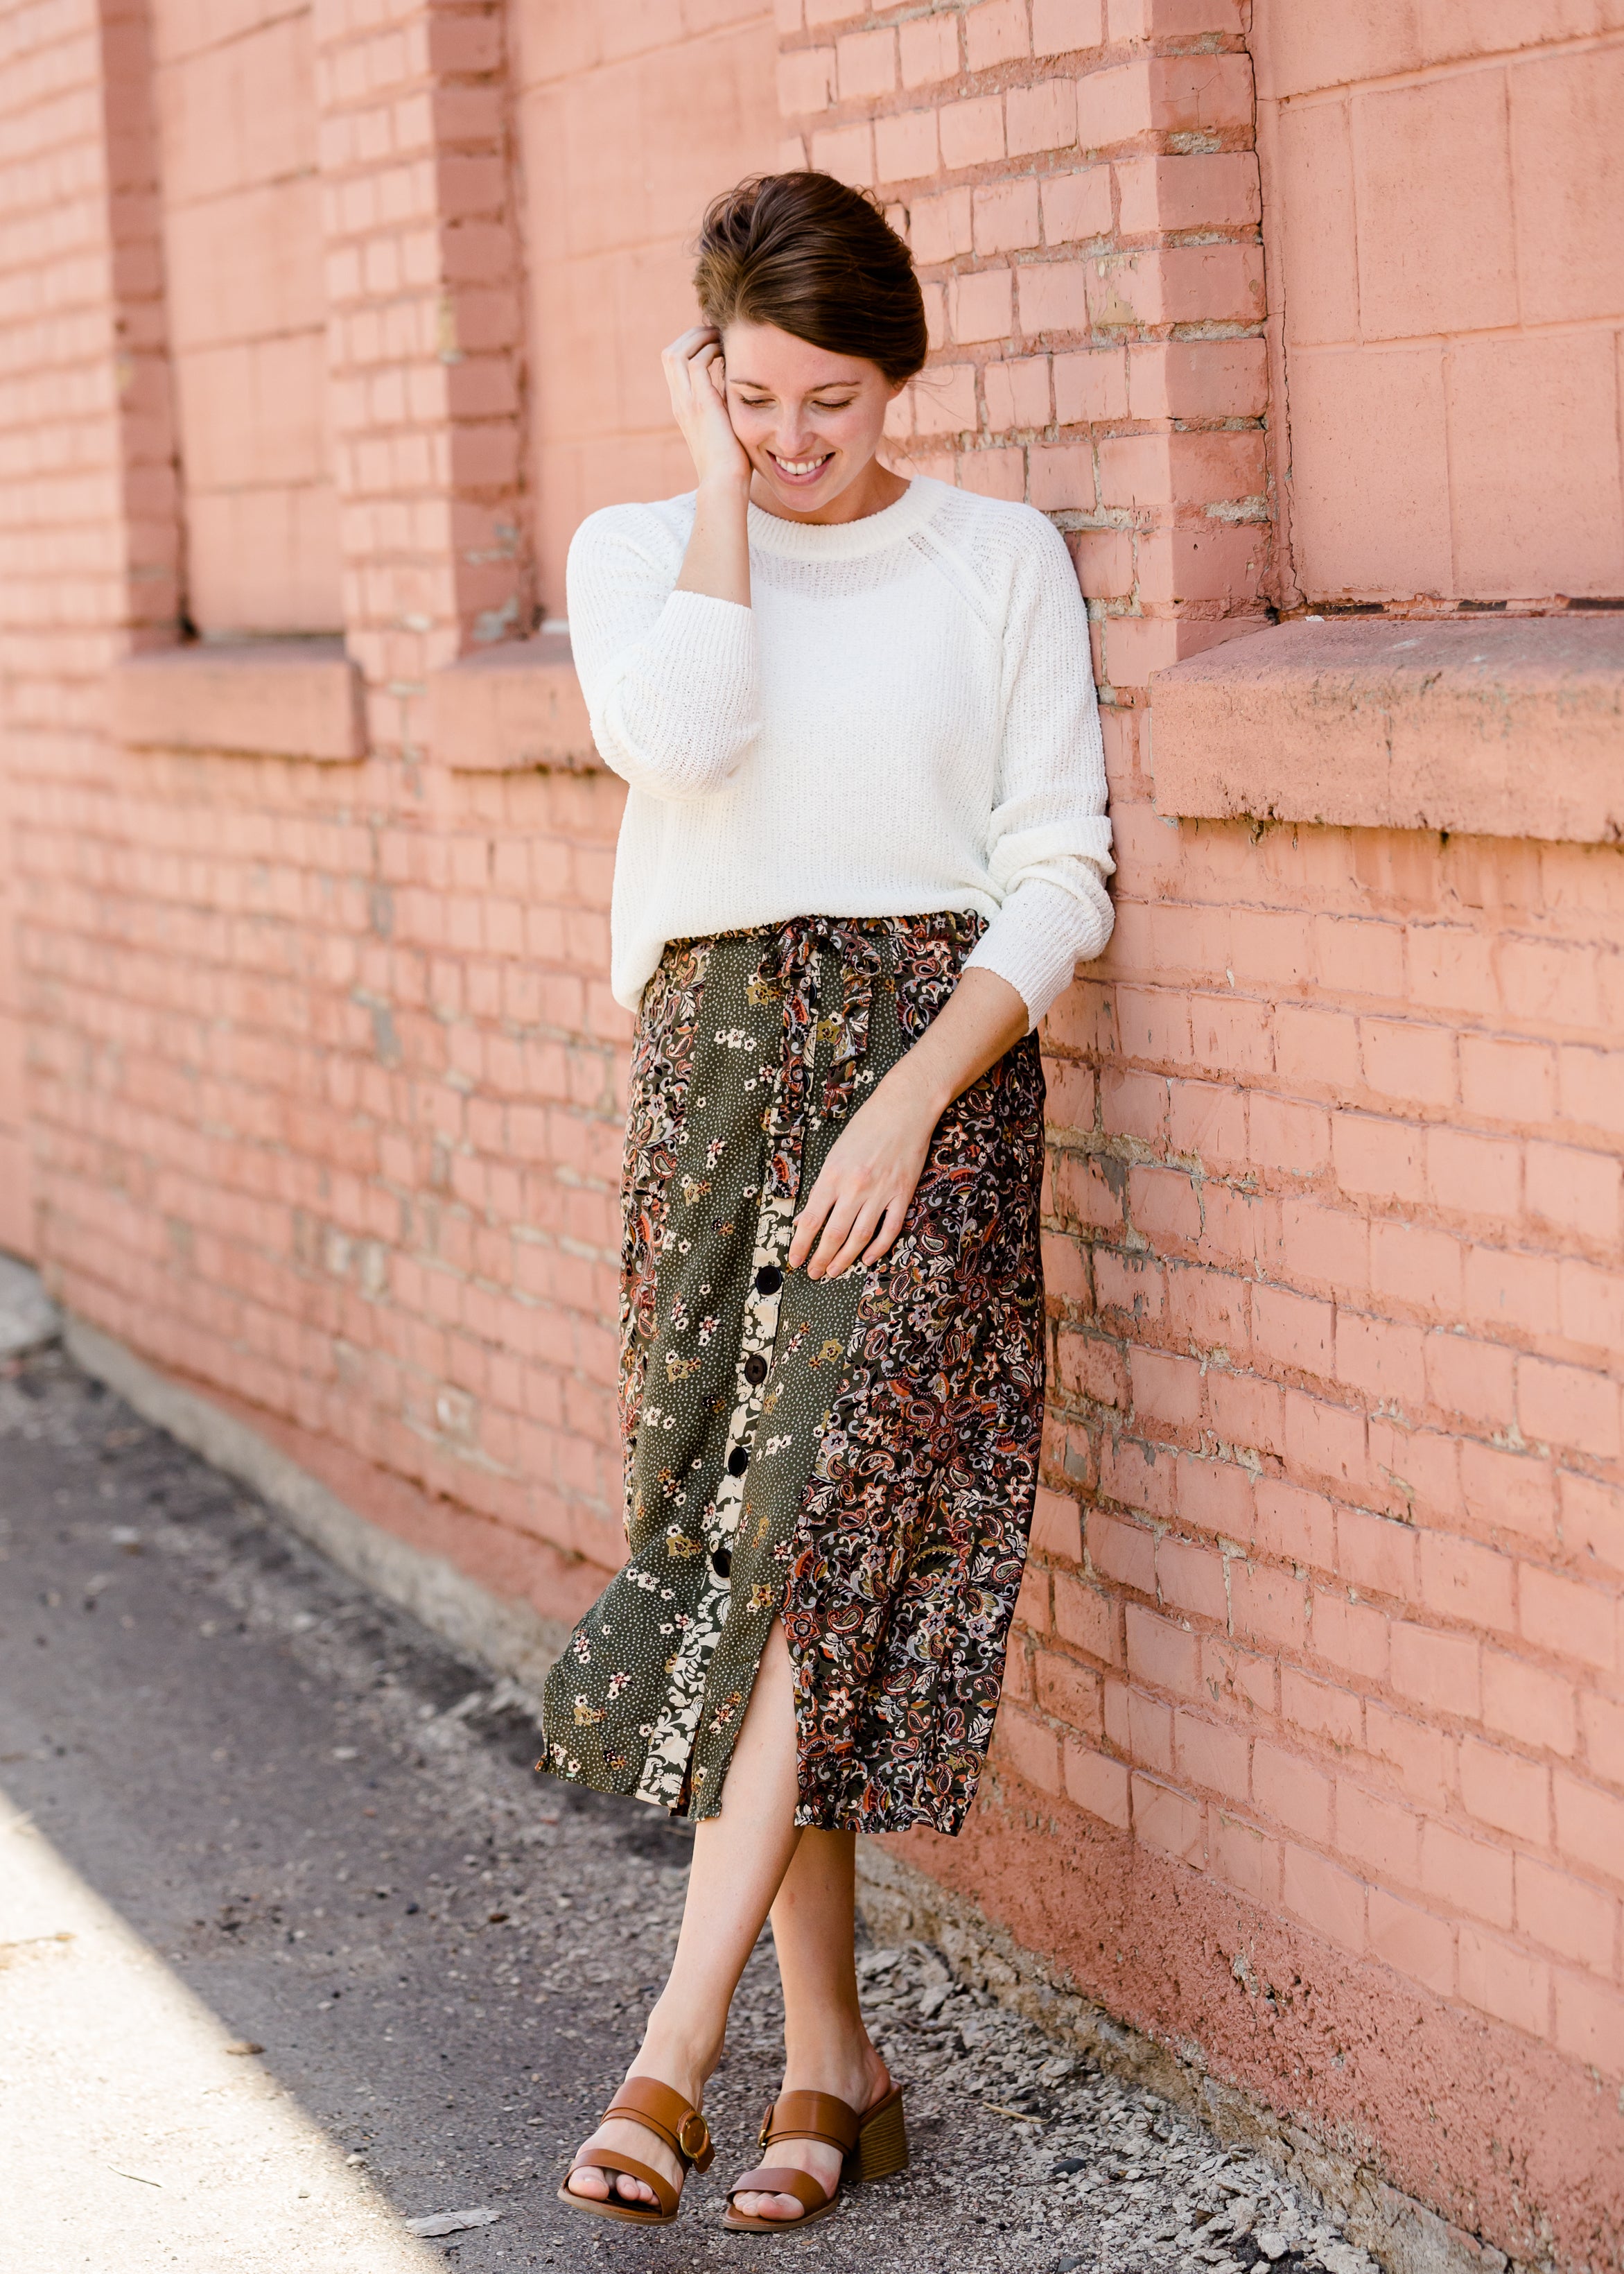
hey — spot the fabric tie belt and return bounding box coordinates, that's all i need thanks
[751,915,888,1136]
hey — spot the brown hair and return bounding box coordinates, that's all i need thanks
[692,172,928,387]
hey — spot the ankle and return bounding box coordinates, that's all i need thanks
[782,2021,881,2093]
[633,2004,722,2106]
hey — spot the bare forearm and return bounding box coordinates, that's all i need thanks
[879,966,1028,1120]
[675,474,751,607]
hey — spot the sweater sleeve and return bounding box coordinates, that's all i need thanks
[564,502,760,801]
[962,511,1115,1028]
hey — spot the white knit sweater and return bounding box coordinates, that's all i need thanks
[566,474,1115,1025]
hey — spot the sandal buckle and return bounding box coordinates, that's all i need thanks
[677,2109,710,2163]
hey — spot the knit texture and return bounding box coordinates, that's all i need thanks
[566,475,1115,1025]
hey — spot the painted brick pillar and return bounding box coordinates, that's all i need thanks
[0,0,180,1259]
[314,0,530,758]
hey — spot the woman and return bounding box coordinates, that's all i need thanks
[542,171,1113,2232]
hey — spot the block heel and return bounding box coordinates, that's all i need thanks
[856,2085,908,2180]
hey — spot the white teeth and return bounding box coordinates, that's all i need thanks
[774,455,829,476]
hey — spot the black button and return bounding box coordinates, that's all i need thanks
[726,1446,749,1477]
[743,1353,768,1387]
[755,1265,783,1296]
[710,1548,731,1579]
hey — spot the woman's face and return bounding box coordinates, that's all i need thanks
[720,321,903,518]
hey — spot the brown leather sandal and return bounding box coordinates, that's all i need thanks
[557,2074,713,2227]
[723,2082,907,2232]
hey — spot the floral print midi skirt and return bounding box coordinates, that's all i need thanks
[539,911,1046,1837]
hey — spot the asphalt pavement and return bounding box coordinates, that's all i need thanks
[0,1342,1374,2274]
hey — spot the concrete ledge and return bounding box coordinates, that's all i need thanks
[859,1845,1509,2274]
[62,1315,570,1697]
[427,631,600,772]
[110,639,366,763]
[1149,616,1624,844]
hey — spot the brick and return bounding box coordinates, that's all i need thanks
[1033,0,1106,54]
[972,178,1040,258]
[1278,1201,1370,1297]
[1128,339,1268,422]
[1098,429,1264,507]
[1029,444,1096,510]
[1562,1472,1624,1578]
[1555,1771,1624,1881]
[1458,1925,1550,2039]
[1338,1780,1420,1884]
[1041,166,1113,249]
[1212,1813,1282,1904]
[984,353,1053,431]
[874,107,940,184]
[1130,1345,1202,1432]
[910,186,973,265]
[1253,1741,1331,1843]
[1157,1536,1228,1623]
[1337,1311,1426,1406]
[1391,1622,1481,1719]
[939,93,1006,169]
[1336,1508,1417,1602]
[949,266,1013,344]
[1417,1531,1516,1634]
[1031,1484,1083,1561]
[777,46,835,114]
[899,13,960,87]
[1462,1737,1550,1845]
[1519,1356,1621,1462]
[1116,150,1259,234]
[1282,1844,1367,1955]
[1334,1114,1426,1204]
[1368,1889,1455,1997]
[1126,1604,1201,1697]
[1065,1738,1131,1826]
[1016,1561,1051,1635]
[1253,1285,1332,1376]
[1088,1509,1156,1592]
[1520,1561,1618,1674]
[1526,1140,1623,1244]
[1008,77,1079,157]
[1460,1033,1557,1125]
[964,0,1030,71]
[999,1706,1063,1794]
[1055,1570,1117,1660]
[836,25,896,100]
[1017,259,1092,338]
[1133,1771,1205,1864]
[1075,61,1152,148]
[1555,1971,1624,2077]
[1582,1691,1624,1788]
[1284,1391,1367,1494]
[1482,1649,1577,1757]
[1036,1648,1104,1734]
[1420,1821,1514,1929]
[1514,1854,1618,1973]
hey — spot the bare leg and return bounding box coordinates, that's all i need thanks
[728,1825,889,2222]
[565,1620,803,2208]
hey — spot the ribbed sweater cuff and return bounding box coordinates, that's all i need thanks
[966,875,1114,1030]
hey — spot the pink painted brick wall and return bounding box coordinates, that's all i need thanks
[1253,0,1624,605]
[511,1,781,614]
[1,3,1621,2262]
[151,0,341,632]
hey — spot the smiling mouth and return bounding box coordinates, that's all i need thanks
[767,451,833,479]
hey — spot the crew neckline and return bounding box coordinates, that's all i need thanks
[744,474,948,562]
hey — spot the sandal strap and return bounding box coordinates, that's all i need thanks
[758,2088,860,2155]
[570,2147,680,2219]
[603,2076,714,2173]
[728,2164,834,2214]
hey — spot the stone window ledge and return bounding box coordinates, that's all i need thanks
[427,632,600,772]
[1149,616,1624,845]
[110,639,365,763]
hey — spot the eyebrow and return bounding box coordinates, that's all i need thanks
[728,376,861,392]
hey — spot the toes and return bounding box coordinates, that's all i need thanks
[614,2174,655,2206]
[567,2169,609,2201]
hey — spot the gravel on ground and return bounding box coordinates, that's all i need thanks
[0,1343,1379,2274]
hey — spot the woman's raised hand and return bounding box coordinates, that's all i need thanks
[663,327,751,492]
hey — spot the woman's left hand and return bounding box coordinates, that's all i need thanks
[787,1072,938,1281]
[785,966,1029,1281]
